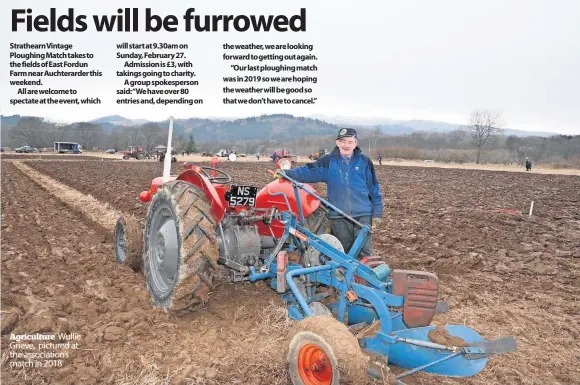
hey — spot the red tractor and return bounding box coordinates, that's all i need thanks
[271,148,297,164]
[114,157,329,309]
[122,145,146,160]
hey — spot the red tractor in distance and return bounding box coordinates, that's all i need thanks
[271,148,297,164]
[122,145,146,160]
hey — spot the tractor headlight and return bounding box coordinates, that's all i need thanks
[278,158,292,170]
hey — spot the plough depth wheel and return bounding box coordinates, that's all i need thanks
[114,214,143,272]
[287,316,368,385]
[143,180,219,312]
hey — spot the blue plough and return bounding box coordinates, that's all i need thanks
[248,172,517,384]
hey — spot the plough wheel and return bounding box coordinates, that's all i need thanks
[287,316,368,385]
[143,180,219,313]
[114,214,143,272]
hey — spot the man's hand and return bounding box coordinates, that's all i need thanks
[273,169,286,179]
[372,217,382,229]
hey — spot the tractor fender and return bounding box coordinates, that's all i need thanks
[256,179,320,216]
[176,170,225,223]
[254,180,321,238]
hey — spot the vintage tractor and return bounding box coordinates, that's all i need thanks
[114,118,516,385]
[272,148,298,164]
[122,145,146,160]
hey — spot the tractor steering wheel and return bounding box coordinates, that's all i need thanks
[198,166,232,184]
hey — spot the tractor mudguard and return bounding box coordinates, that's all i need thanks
[176,170,225,223]
[254,180,321,238]
[391,270,439,328]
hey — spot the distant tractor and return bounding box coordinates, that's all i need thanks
[123,146,146,160]
[309,149,328,160]
[272,148,297,164]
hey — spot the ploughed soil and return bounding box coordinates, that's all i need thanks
[2,159,579,385]
[0,154,116,161]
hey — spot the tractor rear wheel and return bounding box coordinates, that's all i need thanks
[305,205,330,234]
[114,214,143,272]
[287,316,368,385]
[143,180,219,312]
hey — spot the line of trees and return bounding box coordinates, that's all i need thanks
[0,117,195,153]
[363,110,578,167]
[199,129,579,167]
[367,132,578,166]
[2,113,578,168]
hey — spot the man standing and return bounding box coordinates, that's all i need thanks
[525,157,532,171]
[279,128,384,259]
[378,153,383,165]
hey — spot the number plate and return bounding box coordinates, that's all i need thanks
[227,185,258,207]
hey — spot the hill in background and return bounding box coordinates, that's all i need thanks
[1,113,561,140]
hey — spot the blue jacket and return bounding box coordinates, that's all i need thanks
[285,147,383,219]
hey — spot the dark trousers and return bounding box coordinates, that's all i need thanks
[330,215,373,259]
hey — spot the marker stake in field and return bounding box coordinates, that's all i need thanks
[529,200,534,216]
[163,116,174,184]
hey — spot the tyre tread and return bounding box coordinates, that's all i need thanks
[143,180,219,312]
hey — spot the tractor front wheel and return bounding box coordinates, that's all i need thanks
[287,316,368,385]
[143,180,219,313]
[114,214,143,272]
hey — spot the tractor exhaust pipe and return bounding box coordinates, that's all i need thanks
[163,116,174,184]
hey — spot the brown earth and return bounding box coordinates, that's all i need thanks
[2,159,579,385]
[1,162,289,385]
[428,325,469,348]
[0,154,116,161]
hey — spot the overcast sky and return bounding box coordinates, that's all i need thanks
[2,0,579,134]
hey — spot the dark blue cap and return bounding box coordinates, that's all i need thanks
[336,128,357,140]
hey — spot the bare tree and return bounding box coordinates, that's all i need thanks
[49,123,73,145]
[76,122,104,150]
[121,126,142,147]
[108,130,131,151]
[11,117,49,148]
[371,125,383,155]
[463,110,504,164]
[172,135,188,152]
[138,122,161,152]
